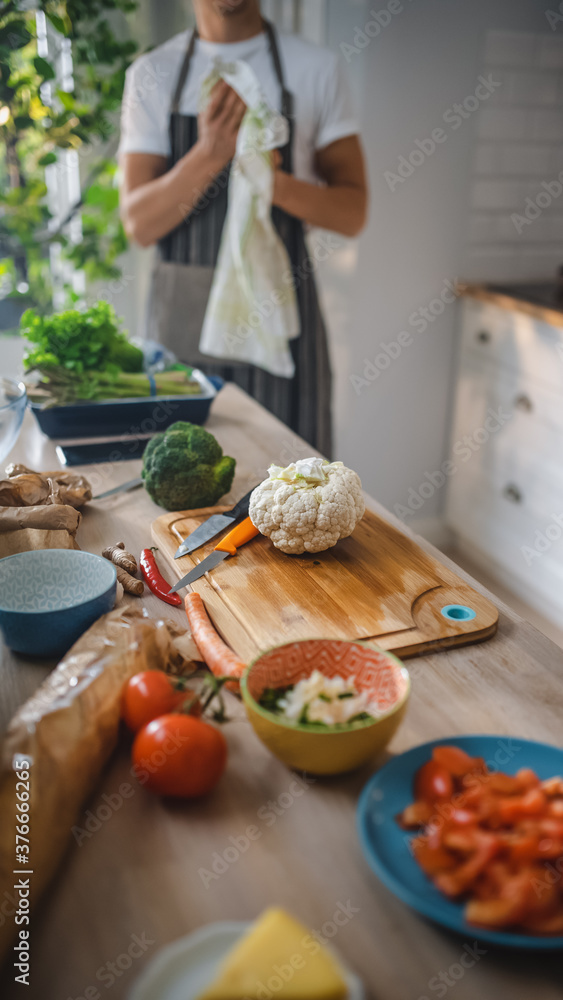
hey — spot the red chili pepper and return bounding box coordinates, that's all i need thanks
[140,547,182,606]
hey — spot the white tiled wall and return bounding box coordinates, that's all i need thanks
[466,30,563,282]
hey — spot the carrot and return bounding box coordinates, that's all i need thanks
[184,592,246,690]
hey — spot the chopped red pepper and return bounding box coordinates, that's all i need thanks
[397,745,563,936]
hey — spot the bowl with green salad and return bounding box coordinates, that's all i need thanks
[241,638,410,775]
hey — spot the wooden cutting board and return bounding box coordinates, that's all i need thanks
[152,506,498,662]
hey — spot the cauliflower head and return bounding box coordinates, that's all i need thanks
[249,457,365,554]
[142,421,235,511]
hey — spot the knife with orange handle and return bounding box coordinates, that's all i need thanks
[168,516,259,593]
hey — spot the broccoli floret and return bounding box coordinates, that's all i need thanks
[142,421,236,511]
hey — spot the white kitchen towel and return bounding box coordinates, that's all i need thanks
[198,58,300,379]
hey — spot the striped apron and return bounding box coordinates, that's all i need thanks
[147,19,332,456]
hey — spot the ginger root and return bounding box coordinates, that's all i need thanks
[102,542,143,595]
[115,565,144,596]
[102,541,137,574]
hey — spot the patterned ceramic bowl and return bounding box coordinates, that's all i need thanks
[0,549,116,658]
[241,639,410,775]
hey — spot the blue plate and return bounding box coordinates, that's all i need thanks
[357,735,563,950]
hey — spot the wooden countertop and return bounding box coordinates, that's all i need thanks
[1,384,563,1000]
[458,282,563,329]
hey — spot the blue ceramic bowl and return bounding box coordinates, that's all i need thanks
[0,549,117,658]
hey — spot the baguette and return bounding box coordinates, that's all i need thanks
[0,605,201,966]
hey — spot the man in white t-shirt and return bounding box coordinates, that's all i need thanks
[119,0,367,455]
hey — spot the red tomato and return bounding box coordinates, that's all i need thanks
[132,714,227,798]
[414,760,454,804]
[399,747,563,934]
[498,787,547,823]
[541,776,563,797]
[435,831,500,897]
[432,745,481,777]
[397,800,435,829]
[505,831,540,864]
[515,767,541,790]
[521,909,563,934]
[487,772,522,795]
[122,671,199,732]
[466,895,526,929]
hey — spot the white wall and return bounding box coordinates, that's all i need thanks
[466,28,563,282]
[318,0,557,526]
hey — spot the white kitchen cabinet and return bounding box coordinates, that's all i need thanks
[445,293,563,628]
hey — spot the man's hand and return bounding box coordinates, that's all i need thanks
[197,80,246,172]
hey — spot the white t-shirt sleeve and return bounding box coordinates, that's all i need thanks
[118,56,171,158]
[314,52,359,151]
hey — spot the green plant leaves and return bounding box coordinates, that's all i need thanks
[37,151,57,166]
[45,12,71,37]
[33,55,55,81]
[2,0,140,310]
[0,19,31,52]
[13,113,33,130]
[85,182,118,211]
[56,89,75,110]
[21,300,138,376]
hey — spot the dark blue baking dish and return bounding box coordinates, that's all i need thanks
[29,371,223,440]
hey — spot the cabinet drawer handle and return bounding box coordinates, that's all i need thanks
[476,330,491,344]
[503,483,523,504]
[514,393,533,413]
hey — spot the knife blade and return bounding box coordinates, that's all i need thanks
[169,517,259,593]
[93,476,144,500]
[173,487,256,559]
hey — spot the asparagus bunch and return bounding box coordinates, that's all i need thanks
[26,365,201,407]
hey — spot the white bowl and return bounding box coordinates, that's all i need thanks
[128,920,365,1000]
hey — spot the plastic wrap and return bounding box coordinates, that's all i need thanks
[0,605,201,964]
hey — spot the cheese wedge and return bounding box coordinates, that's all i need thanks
[197,908,348,1000]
